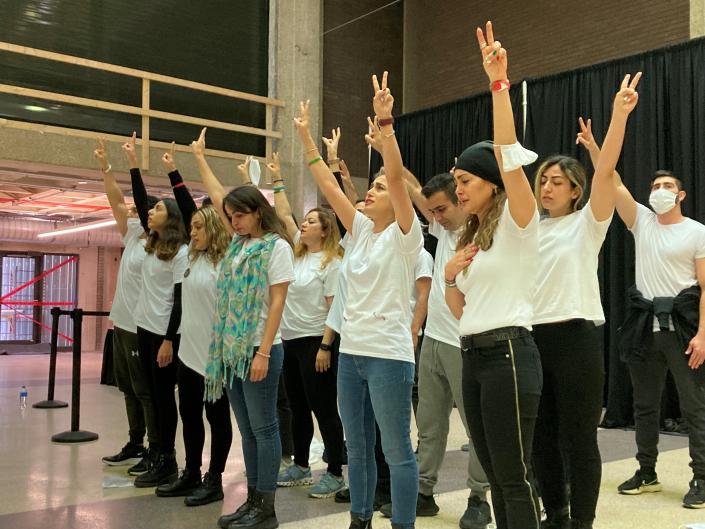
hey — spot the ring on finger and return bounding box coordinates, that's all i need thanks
[480,43,488,49]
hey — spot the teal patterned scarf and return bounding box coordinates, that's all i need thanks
[204,232,278,401]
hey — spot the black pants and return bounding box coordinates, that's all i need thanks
[177,361,233,474]
[628,330,705,479]
[282,335,346,476]
[136,327,179,454]
[277,375,294,458]
[532,320,604,522]
[462,330,542,529]
[113,326,158,447]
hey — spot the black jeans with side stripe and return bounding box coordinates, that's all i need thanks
[462,330,542,529]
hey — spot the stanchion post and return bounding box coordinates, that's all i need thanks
[33,306,68,409]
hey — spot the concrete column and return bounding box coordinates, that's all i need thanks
[269,0,323,217]
[692,0,705,37]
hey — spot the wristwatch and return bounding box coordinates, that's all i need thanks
[319,343,332,352]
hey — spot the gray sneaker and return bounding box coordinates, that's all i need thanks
[308,472,347,498]
[276,464,313,487]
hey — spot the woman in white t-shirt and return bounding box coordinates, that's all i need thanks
[190,129,294,529]
[266,153,348,498]
[150,149,235,506]
[294,72,423,529]
[530,77,641,529]
[443,24,542,529]
[123,133,189,489]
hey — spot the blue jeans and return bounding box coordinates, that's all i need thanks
[225,344,283,493]
[338,353,418,529]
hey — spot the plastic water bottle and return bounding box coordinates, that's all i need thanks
[19,386,28,409]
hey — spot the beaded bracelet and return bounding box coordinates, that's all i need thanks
[327,158,341,164]
[308,156,323,166]
[445,278,457,288]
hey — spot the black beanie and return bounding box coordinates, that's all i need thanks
[455,141,503,189]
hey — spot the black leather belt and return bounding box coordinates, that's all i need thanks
[460,326,530,350]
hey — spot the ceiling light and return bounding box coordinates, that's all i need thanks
[24,105,49,112]
[37,219,116,238]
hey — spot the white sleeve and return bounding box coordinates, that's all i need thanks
[582,201,613,245]
[351,211,373,242]
[394,215,424,255]
[172,245,189,282]
[123,218,144,245]
[268,240,295,286]
[502,201,539,238]
[428,219,443,240]
[322,258,341,297]
[695,225,705,259]
[415,249,434,280]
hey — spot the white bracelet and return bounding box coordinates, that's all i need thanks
[102,163,112,174]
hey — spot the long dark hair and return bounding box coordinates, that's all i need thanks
[222,186,293,247]
[144,198,188,260]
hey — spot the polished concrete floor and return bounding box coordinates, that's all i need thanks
[0,352,701,529]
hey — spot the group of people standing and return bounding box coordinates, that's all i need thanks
[98,21,704,529]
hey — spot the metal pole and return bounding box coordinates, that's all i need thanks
[33,306,68,409]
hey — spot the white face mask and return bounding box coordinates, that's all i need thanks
[648,188,678,215]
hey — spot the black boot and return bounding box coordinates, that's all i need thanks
[229,490,278,528]
[218,486,256,528]
[134,452,178,488]
[570,520,593,529]
[155,468,201,497]
[542,506,570,529]
[185,472,224,506]
[349,513,372,529]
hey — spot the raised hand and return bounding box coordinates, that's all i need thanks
[94,138,109,172]
[122,131,138,165]
[364,116,383,153]
[190,127,207,158]
[266,152,281,181]
[238,155,253,180]
[372,71,394,119]
[340,159,351,178]
[476,21,508,82]
[161,141,177,173]
[322,127,341,160]
[614,72,642,116]
[293,100,312,140]
[576,117,599,151]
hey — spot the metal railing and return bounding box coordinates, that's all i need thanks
[0,41,284,168]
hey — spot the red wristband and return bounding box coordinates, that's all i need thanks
[173,182,186,189]
[490,79,510,92]
[377,117,394,127]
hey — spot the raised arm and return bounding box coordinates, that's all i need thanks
[267,152,298,240]
[162,142,197,234]
[122,132,150,233]
[190,128,233,235]
[339,160,360,204]
[577,117,638,228]
[403,166,433,224]
[95,139,129,236]
[588,73,642,222]
[371,72,416,233]
[294,101,357,232]
[477,23,536,228]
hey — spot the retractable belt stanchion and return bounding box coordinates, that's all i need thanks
[52,308,110,444]
[33,306,68,409]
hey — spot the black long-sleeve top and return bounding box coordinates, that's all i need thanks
[168,170,197,238]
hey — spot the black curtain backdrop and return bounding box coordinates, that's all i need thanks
[375,37,705,427]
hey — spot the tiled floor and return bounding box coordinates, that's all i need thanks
[0,352,700,529]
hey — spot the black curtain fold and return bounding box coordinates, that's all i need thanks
[378,37,705,427]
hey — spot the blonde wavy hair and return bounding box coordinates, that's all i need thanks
[294,208,343,269]
[189,205,231,264]
[456,189,507,251]
[533,155,586,216]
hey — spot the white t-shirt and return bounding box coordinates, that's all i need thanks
[325,233,350,334]
[410,248,434,335]
[281,232,341,340]
[631,203,705,330]
[226,237,295,346]
[179,254,219,376]
[340,212,423,363]
[425,220,464,347]
[457,202,539,336]
[134,244,189,336]
[109,219,147,333]
[533,203,612,325]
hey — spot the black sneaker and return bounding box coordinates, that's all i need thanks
[102,442,144,466]
[380,492,439,518]
[683,478,705,509]
[155,468,201,497]
[460,495,492,529]
[133,453,178,488]
[334,488,350,503]
[128,447,157,476]
[618,469,662,495]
